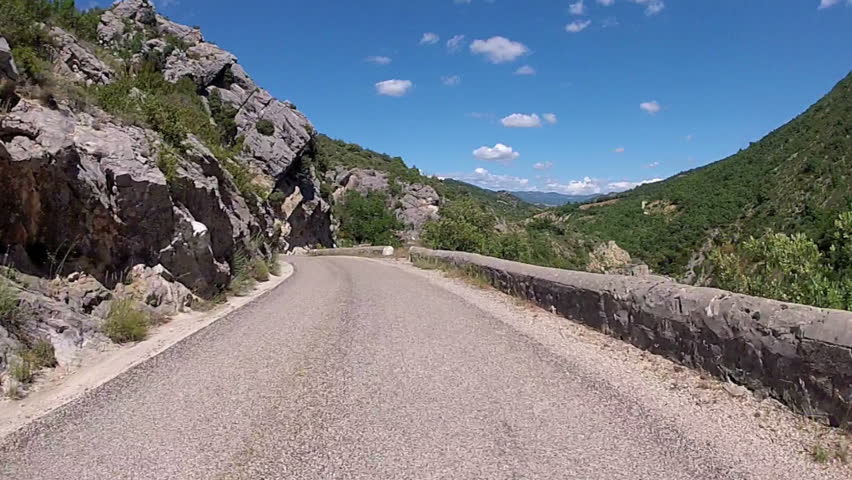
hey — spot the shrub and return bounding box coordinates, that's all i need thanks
[228,248,256,296]
[103,298,149,343]
[9,358,33,384]
[0,278,18,322]
[157,147,181,187]
[22,339,57,369]
[334,190,403,247]
[256,119,275,136]
[11,46,51,84]
[250,257,270,282]
[266,253,282,276]
[422,198,495,253]
[208,90,238,145]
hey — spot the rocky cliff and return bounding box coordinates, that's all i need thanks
[0,0,335,387]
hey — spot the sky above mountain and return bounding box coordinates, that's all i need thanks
[94,0,852,194]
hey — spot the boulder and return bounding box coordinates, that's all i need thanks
[156,15,203,46]
[398,183,440,232]
[163,43,235,87]
[0,36,19,82]
[49,27,114,86]
[586,241,648,275]
[159,206,230,297]
[98,0,157,45]
[115,264,195,316]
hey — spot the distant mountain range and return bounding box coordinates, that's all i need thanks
[508,191,600,207]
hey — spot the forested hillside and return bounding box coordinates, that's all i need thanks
[556,72,852,277]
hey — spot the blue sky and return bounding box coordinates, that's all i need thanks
[95,0,851,194]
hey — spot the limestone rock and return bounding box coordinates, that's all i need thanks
[164,43,235,87]
[156,15,203,46]
[115,264,195,316]
[49,27,114,86]
[0,36,19,82]
[587,241,648,276]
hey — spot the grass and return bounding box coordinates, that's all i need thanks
[228,249,257,296]
[21,338,57,369]
[266,253,282,276]
[412,257,493,290]
[9,358,33,384]
[5,380,21,400]
[103,298,149,343]
[250,258,270,282]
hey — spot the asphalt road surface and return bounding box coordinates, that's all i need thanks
[0,257,841,479]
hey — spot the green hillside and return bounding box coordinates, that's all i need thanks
[557,72,852,277]
[312,134,539,220]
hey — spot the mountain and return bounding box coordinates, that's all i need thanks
[510,191,600,207]
[555,72,852,278]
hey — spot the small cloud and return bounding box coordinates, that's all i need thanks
[420,32,440,45]
[501,113,542,128]
[365,56,392,65]
[607,178,663,191]
[450,167,531,190]
[514,65,536,75]
[685,134,694,141]
[602,17,619,28]
[442,75,462,86]
[645,161,660,168]
[533,161,554,171]
[454,0,473,4]
[818,0,841,8]
[614,147,625,153]
[569,0,585,15]
[597,0,615,5]
[542,113,558,124]
[632,0,664,15]
[470,36,530,63]
[473,143,521,163]
[639,100,661,115]
[375,79,413,97]
[566,20,592,33]
[447,34,466,52]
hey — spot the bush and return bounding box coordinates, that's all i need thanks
[22,339,57,369]
[256,119,275,136]
[422,198,495,253]
[266,253,282,276]
[709,208,852,310]
[228,248,256,296]
[335,191,403,246]
[0,278,18,322]
[11,46,51,84]
[103,298,149,343]
[9,358,33,384]
[250,257,270,282]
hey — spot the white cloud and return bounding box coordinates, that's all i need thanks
[614,147,625,153]
[454,0,473,4]
[420,33,440,45]
[818,0,840,8]
[365,56,392,65]
[607,178,663,190]
[473,143,521,163]
[514,65,536,75]
[685,133,694,141]
[569,0,585,15]
[501,113,542,128]
[470,36,529,63]
[640,100,661,114]
[645,161,660,168]
[632,0,664,15]
[451,168,531,190]
[566,20,592,33]
[447,34,466,52]
[533,161,554,171]
[375,79,413,97]
[442,75,462,86]
[542,113,558,124]
[597,0,615,5]
[544,176,662,195]
[602,17,620,28]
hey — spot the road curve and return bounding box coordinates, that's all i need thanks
[0,257,838,479]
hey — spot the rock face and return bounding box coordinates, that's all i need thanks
[587,241,649,276]
[0,36,19,82]
[0,0,336,374]
[330,168,441,240]
[49,27,114,86]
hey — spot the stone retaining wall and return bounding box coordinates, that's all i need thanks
[410,247,852,429]
[309,246,394,258]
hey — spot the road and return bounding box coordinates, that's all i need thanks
[0,257,842,479]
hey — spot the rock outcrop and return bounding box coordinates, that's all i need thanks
[0,36,19,82]
[330,167,441,240]
[587,241,649,276]
[0,0,335,378]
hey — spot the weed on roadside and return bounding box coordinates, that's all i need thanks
[250,257,270,282]
[103,298,149,343]
[812,443,830,464]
